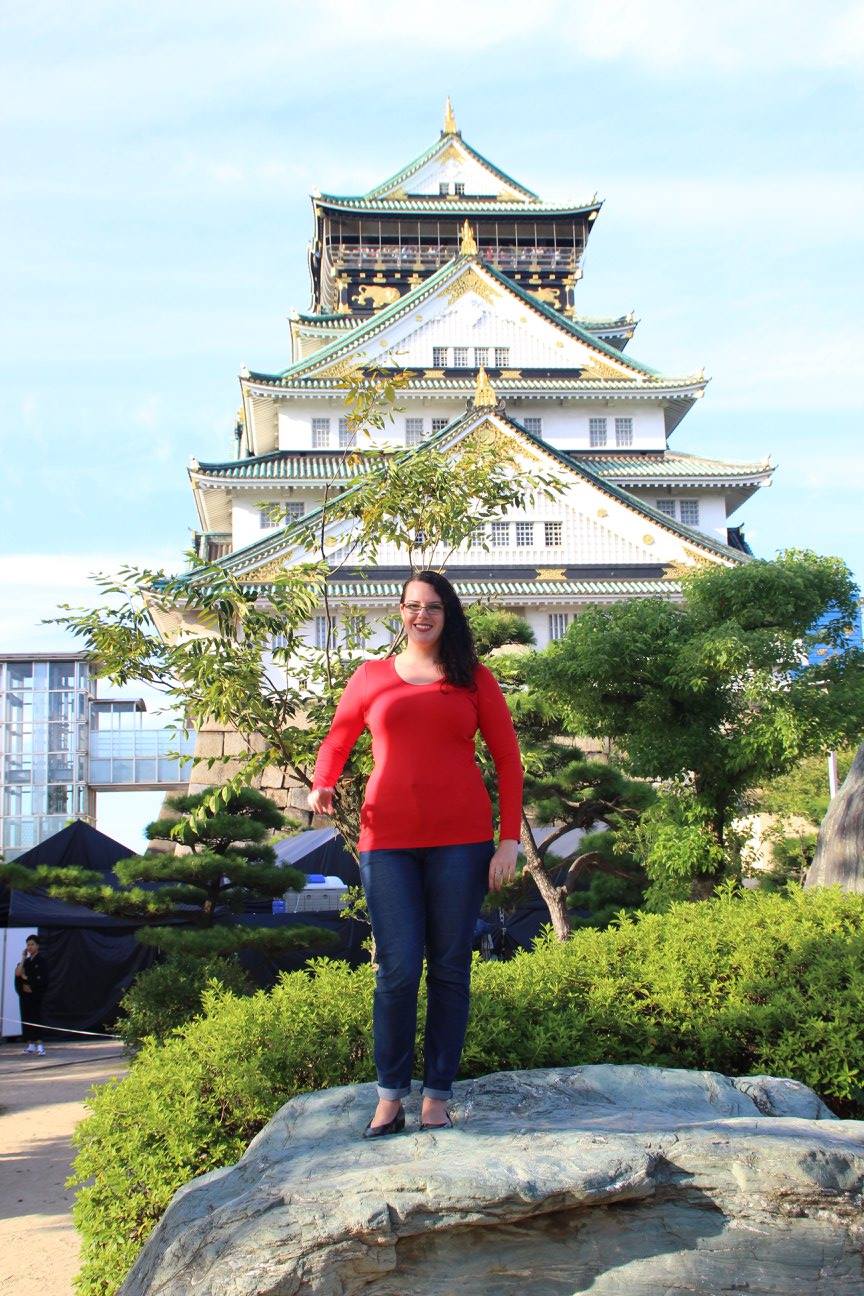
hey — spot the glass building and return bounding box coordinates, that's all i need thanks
[0,653,195,860]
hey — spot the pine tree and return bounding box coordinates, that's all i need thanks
[1,786,336,957]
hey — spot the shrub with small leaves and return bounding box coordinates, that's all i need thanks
[115,953,253,1048]
[71,885,864,1295]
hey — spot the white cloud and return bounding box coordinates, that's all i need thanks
[2,1,861,133]
[703,323,864,412]
[560,0,864,72]
[0,551,178,653]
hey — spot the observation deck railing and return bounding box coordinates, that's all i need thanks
[88,729,197,790]
[328,245,582,272]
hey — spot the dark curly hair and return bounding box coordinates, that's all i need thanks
[400,570,479,689]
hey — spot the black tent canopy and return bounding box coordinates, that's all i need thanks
[3,822,368,1038]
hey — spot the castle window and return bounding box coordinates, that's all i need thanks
[524,416,542,435]
[548,613,570,642]
[515,521,534,547]
[433,346,448,367]
[338,417,355,448]
[258,505,276,529]
[312,417,330,448]
[314,616,328,649]
[494,347,510,367]
[431,417,448,433]
[490,522,509,547]
[469,526,485,547]
[439,182,449,196]
[589,417,607,448]
[405,417,424,446]
[474,347,488,367]
[544,521,563,546]
[655,499,676,517]
[453,347,469,367]
[615,417,633,447]
[454,182,465,196]
[679,499,700,526]
[285,501,305,521]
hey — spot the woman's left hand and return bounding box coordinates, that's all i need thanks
[488,839,518,891]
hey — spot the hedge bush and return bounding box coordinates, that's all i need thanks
[72,885,864,1295]
[115,953,253,1048]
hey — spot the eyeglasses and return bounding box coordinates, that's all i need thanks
[401,601,445,614]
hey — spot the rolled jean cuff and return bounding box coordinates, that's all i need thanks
[421,1084,452,1100]
[376,1083,412,1101]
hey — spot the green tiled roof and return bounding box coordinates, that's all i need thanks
[192,448,768,486]
[246,255,675,386]
[245,372,701,394]
[193,452,371,481]
[573,452,772,482]
[574,313,636,331]
[294,311,356,326]
[362,133,540,202]
[241,577,682,599]
[317,195,599,216]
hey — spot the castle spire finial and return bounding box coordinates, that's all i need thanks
[443,96,458,135]
[473,366,497,408]
[459,220,477,256]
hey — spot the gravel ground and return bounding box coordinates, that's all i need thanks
[0,1037,129,1296]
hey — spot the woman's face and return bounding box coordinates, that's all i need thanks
[25,939,39,957]
[400,580,446,651]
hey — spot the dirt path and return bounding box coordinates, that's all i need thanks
[0,1038,129,1296]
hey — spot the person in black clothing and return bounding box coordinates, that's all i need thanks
[15,934,47,1056]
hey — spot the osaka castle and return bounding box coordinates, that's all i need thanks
[187,101,772,649]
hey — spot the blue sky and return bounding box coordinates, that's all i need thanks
[2,1,862,845]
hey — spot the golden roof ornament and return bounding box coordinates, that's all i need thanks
[459,220,477,256]
[443,96,458,135]
[473,366,497,408]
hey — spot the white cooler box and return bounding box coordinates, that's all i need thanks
[284,874,348,913]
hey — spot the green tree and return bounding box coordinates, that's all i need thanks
[477,617,652,940]
[530,550,864,899]
[0,787,331,958]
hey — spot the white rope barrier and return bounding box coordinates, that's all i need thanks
[14,1020,122,1039]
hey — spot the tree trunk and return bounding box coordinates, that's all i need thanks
[689,874,718,901]
[520,812,571,942]
[805,741,864,892]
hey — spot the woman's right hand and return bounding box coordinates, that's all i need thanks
[308,786,335,816]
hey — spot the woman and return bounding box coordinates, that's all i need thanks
[15,933,48,1056]
[309,571,523,1137]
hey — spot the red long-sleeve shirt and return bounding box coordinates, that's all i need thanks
[312,657,524,852]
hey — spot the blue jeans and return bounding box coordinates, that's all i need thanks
[359,840,493,1101]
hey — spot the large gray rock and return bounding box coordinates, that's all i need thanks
[119,1066,864,1296]
[806,740,864,890]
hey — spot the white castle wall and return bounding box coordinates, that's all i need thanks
[275,400,668,453]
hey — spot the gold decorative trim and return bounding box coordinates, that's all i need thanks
[596,507,608,518]
[499,369,522,380]
[459,220,477,255]
[440,142,463,164]
[473,366,497,408]
[316,356,364,381]
[581,359,636,381]
[443,267,498,306]
[536,568,567,581]
[642,535,655,546]
[245,556,288,582]
[443,96,458,135]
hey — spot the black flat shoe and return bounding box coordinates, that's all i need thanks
[419,1110,453,1131]
[362,1105,405,1139]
